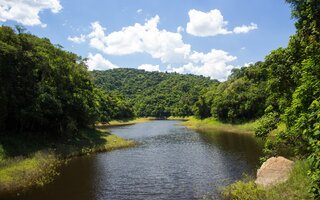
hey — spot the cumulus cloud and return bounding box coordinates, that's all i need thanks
[87,16,191,63]
[186,9,258,37]
[177,26,184,33]
[86,53,119,71]
[138,64,160,72]
[233,23,258,34]
[168,49,237,81]
[244,62,254,67]
[0,0,62,27]
[137,9,142,14]
[68,34,86,43]
[186,9,231,37]
[82,15,239,80]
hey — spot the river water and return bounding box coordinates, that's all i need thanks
[7,120,263,200]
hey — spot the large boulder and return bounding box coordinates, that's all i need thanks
[255,156,294,187]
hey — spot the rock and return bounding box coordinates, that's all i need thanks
[255,156,294,187]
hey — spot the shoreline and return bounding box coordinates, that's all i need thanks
[181,117,312,199]
[95,117,152,128]
[0,128,136,196]
[180,117,257,134]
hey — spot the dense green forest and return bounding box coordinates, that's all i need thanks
[0,26,133,136]
[92,69,215,118]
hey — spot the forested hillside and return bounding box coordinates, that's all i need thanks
[0,26,133,136]
[92,69,216,117]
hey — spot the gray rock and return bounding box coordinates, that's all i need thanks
[255,156,294,187]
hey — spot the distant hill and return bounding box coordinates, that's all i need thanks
[91,68,217,117]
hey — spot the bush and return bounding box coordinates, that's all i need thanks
[222,181,266,200]
[255,112,280,138]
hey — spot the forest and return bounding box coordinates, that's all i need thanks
[92,69,215,118]
[0,26,134,136]
[0,0,319,198]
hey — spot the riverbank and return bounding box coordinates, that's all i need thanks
[0,128,136,195]
[183,117,313,199]
[96,117,152,128]
[181,117,258,134]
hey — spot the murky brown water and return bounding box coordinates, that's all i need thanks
[4,120,263,200]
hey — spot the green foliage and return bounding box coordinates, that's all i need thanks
[0,26,130,136]
[261,1,320,196]
[213,77,266,123]
[255,111,280,138]
[193,96,211,119]
[94,89,134,122]
[264,48,296,113]
[281,56,320,197]
[200,63,267,123]
[0,26,94,134]
[92,68,214,118]
[222,180,266,200]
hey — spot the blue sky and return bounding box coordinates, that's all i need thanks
[0,0,295,80]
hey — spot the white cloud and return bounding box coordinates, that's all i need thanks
[244,62,253,67]
[137,9,142,14]
[168,49,237,81]
[186,9,231,37]
[138,64,160,72]
[83,15,239,80]
[0,0,62,27]
[86,53,119,71]
[68,34,86,44]
[233,23,258,34]
[186,9,258,37]
[177,26,184,33]
[87,16,191,63]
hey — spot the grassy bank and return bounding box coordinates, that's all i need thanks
[181,117,258,134]
[216,160,313,200]
[0,129,136,194]
[96,117,152,128]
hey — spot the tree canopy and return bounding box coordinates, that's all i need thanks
[0,26,132,136]
[92,68,216,118]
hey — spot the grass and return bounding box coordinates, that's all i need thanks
[96,117,151,128]
[0,152,59,193]
[0,128,136,194]
[167,116,189,120]
[214,160,313,200]
[55,128,136,157]
[181,116,258,134]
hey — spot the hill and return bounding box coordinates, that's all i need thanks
[91,68,216,118]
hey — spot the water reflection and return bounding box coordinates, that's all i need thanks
[197,129,264,167]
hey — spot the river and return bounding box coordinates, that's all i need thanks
[8,120,263,200]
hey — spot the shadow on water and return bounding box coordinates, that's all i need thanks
[196,129,264,167]
[0,128,110,158]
